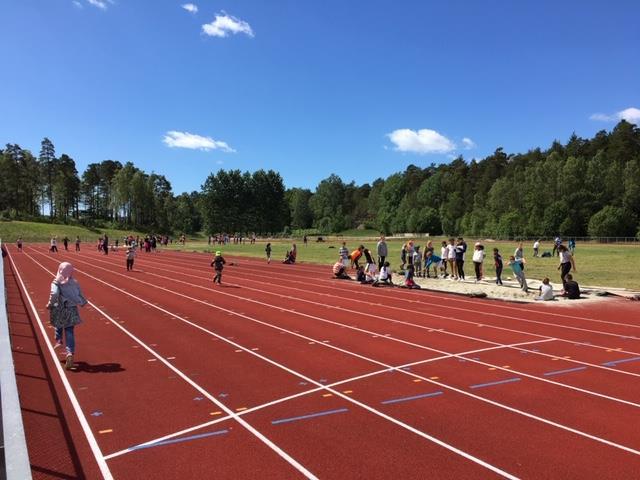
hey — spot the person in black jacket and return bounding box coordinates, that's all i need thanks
[211,251,226,284]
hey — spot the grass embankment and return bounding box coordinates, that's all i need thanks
[0,220,148,244]
[2,221,638,290]
[171,237,640,291]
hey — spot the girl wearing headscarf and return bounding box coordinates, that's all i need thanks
[46,262,87,369]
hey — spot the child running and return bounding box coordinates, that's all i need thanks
[16,236,23,252]
[211,251,226,284]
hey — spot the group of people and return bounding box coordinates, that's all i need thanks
[331,235,581,299]
[208,233,257,245]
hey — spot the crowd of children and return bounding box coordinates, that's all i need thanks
[329,236,581,299]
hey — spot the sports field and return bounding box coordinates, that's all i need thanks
[4,243,640,478]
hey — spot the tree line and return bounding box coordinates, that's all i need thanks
[1,120,639,238]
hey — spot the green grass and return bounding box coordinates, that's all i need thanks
[172,236,640,290]
[2,221,638,290]
[0,220,148,244]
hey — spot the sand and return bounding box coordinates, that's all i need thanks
[394,274,636,304]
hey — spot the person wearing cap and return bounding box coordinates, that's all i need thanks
[211,251,226,284]
[46,262,88,369]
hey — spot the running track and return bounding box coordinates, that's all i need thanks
[5,245,640,479]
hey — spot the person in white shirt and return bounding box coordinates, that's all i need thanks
[373,261,393,287]
[446,238,457,280]
[536,277,554,301]
[440,241,449,278]
[533,239,540,257]
[472,243,486,281]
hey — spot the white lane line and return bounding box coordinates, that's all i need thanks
[156,249,640,330]
[29,251,640,459]
[124,251,640,358]
[20,253,319,479]
[7,250,115,480]
[74,253,640,408]
[107,339,551,460]
[24,251,519,479]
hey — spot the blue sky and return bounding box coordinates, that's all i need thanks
[1,0,639,194]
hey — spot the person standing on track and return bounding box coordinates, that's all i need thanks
[75,236,81,252]
[50,236,58,253]
[126,246,137,271]
[16,236,23,252]
[46,262,88,370]
[63,236,69,251]
[265,242,272,264]
[211,250,226,284]
[103,234,109,255]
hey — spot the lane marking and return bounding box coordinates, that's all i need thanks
[470,378,522,389]
[381,391,443,405]
[150,250,640,334]
[272,408,349,425]
[602,356,640,367]
[7,249,115,480]
[87,250,640,371]
[130,429,228,452]
[544,367,588,377]
[29,251,640,469]
[21,253,320,480]
[99,429,113,434]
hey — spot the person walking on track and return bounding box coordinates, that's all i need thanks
[46,262,88,370]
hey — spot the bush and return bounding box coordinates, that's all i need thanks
[588,206,637,237]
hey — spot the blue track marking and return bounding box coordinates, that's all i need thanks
[602,356,640,367]
[543,366,587,376]
[470,377,521,389]
[130,429,229,451]
[381,391,443,405]
[272,408,349,425]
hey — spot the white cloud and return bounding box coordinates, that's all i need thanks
[163,131,235,152]
[589,113,613,121]
[590,107,640,125]
[618,107,640,124]
[73,0,83,8]
[86,0,108,9]
[462,137,476,150]
[182,3,198,14]
[387,128,456,154]
[202,12,254,38]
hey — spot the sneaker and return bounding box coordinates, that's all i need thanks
[54,341,63,350]
[65,354,74,370]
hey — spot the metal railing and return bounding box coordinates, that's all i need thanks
[0,239,32,479]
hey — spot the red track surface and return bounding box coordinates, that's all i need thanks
[5,245,640,479]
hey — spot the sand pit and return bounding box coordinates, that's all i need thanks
[395,274,635,304]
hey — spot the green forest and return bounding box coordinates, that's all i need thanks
[2,120,639,239]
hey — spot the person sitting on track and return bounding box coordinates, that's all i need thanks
[562,274,581,299]
[535,277,554,301]
[333,258,351,280]
[402,263,421,289]
[211,250,226,284]
[283,249,296,264]
[373,261,394,287]
[355,265,369,283]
